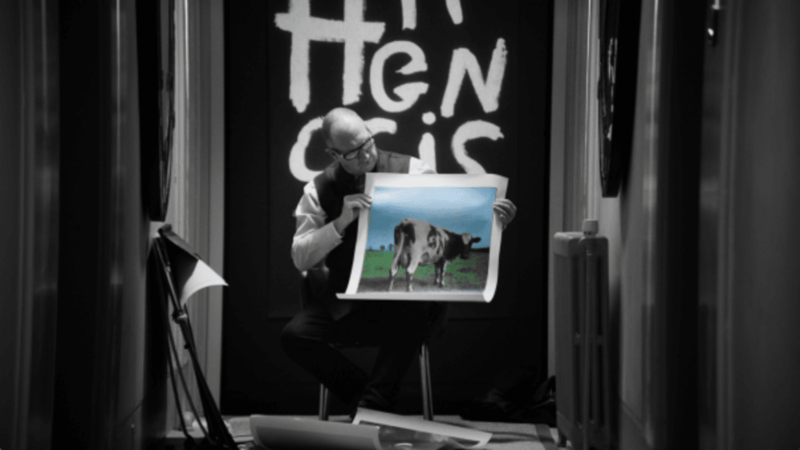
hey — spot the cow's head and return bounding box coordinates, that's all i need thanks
[460,233,482,259]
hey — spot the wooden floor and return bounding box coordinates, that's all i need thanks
[166,415,563,449]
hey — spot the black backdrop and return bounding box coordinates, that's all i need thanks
[222,0,552,414]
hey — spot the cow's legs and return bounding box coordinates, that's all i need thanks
[389,227,405,291]
[405,259,420,292]
[438,261,450,287]
[389,258,399,291]
[433,264,442,287]
[389,253,407,292]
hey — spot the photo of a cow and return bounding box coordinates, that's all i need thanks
[338,175,508,301]
[356,187,496,295]
[355,185,494,294]
[389,218,482,292]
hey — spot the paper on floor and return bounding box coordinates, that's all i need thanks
[249,410,492,450]
[353,408,492,449]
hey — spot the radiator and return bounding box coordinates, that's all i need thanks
[553,220,611,450]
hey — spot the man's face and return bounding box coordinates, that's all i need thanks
[327,126,378,175]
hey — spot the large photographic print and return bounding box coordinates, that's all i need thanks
[361,186,494,294]
[339,173,507,302]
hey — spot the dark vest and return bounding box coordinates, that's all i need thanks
[315,150,411,295]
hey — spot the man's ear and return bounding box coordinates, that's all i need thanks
[325,148,338,160]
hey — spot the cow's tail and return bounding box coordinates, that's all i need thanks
[393,223,407,264]
[393,223,403,249]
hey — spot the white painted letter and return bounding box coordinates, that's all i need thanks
[289,117,324,182]
[275,0,385,113]
[370,41,429,113]
[451,120,504,174]
[440,38,508,118]
[445,0,463,24]
[365,117,398,136]
[401,0,416,30]
[401,0,462,29]
[418,132,437,172]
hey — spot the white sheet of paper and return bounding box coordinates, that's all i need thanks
[337,173,508,302]
[249,412,492,450]
[352,408,493,448]
[249,415,382,450]
[179,258,228,306]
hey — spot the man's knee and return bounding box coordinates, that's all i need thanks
[280,319,306,353]
[281,313,329,352]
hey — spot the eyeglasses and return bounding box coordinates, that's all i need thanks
[330,132,374,161]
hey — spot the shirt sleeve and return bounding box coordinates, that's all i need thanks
[291,181,343,272]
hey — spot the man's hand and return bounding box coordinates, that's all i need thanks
[333,193,372,235]
[493,199,517,229]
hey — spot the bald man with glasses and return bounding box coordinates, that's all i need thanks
[282,107,516,416]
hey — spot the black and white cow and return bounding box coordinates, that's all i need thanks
[388,218,482,292]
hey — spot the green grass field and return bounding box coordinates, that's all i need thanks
[357,249,490,293]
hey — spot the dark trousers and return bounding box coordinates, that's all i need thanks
[280,298,432,411]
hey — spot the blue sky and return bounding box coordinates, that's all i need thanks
[365,187,495,250]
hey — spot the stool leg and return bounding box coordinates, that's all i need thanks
[319,384,330,421]
[419,343,434,421]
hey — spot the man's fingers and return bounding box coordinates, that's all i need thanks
[347,193,372,201]
[345,194,372,208]
[493,200,516,215]
[493,204,511,215]
[493,199,517,226]
[346,197,372,211]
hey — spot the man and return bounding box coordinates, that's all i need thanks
[281,107,516,415]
